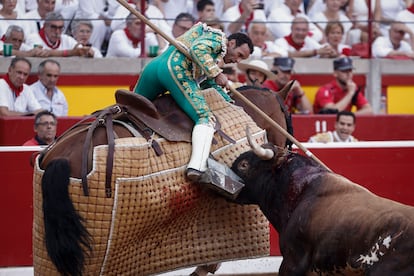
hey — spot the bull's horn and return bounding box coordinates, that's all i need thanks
[246,126,274,160]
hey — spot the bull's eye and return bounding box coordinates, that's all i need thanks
[237,159,250,173]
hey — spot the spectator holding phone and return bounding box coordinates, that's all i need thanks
[71,20,103,58]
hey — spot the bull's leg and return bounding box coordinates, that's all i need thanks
[190,263,221,276]
[278,250,311,276]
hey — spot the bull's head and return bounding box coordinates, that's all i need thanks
[230,127,277,204]
[232,128,275,180]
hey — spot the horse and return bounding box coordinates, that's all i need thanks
[34,83,293,276]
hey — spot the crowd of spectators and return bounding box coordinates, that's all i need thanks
[0,0,413,59]
[2,0,413,119]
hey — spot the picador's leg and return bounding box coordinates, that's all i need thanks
[186,123,215,181]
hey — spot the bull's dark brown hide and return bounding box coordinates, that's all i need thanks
[232,150,414,275]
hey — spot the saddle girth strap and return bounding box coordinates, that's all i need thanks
[105,113,115,198]
[81,106,121,197]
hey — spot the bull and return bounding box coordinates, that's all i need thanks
[230,128,414,275]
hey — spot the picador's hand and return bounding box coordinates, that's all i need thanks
[215,73,228,87]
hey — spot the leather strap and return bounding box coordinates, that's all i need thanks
[214,118,236,144]
[81,106,122,197]
[105,113,115,197]
[275,93,294,150]
[123,106,163,156]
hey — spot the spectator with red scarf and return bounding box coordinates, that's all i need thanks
[263,57,312,114]
[0,57,44,116]
[267,0,323,43]
[106,12,158,57]
[25,11,91,57]
[274,16,334,58]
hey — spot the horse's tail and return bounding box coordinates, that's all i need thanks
[41,158,92,276]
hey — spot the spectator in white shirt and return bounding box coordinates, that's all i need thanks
[71,20,103,58]
[372,21,414,59]
[375,0,409,37]
[247,21,284,58]
[158,12,196,52]
[0,57,43,116]
[274,16,334,58]
[106,12,158,58]
[111,0,171,35]
[54,0,79,30]
[267,0,323,43]
[396,1,414,40]
[0,0,24,37]
[31,59,68,116]
[25,11,91,57]
[221,0,267,35]
[311,0,353,43]
[319,21,351,58]
[74,0,118,51]
[152,0,190,26]
[19,0,56,37]
[0,25,47,57]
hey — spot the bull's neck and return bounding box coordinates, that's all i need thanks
[260,153,327,232]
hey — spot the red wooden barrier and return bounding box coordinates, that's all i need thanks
[292,115,414,142]
[0,116,84,146]
[1,115,414,146]
[1,150,36,266]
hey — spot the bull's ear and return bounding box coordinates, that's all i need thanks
[278,80,295,101]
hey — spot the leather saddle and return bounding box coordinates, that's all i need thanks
[115,89,194,142]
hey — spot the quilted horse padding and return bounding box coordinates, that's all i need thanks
[33,89,270,275]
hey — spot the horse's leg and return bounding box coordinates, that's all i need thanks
[42,158,91,276]
[190,263,221,276]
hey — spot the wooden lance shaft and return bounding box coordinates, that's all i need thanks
[116,0,332,172]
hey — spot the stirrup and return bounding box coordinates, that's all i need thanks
[199,158,244,200]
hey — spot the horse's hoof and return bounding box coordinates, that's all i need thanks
[204,263,221,273]
[186,168,203,182]
[189,263,221,275]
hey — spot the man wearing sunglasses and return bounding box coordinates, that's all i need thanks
[25,11,91,57]
[263,57,312,114]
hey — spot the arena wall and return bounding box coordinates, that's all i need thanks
[1,142,413,267]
